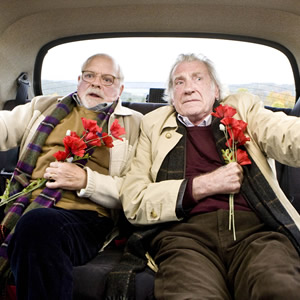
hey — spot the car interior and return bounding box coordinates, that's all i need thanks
[1,0,300,299]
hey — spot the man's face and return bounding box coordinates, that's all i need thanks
[171,60,219,125]
[77,56,124,108]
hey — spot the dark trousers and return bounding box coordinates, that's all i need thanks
[151,210,300,300]
[7,207,113,300]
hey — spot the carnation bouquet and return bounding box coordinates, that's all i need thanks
[212,104,251,240]
[0,117,125,206]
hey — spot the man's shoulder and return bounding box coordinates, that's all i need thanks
[31,94,61,110]
[143,104,174,120]
[141,105,176,132]
[223,92,261,106]
[125,106,143,118]
[221,92,267,124]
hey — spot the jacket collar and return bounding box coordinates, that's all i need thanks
[114,99,134,116]
[159,105,178,135]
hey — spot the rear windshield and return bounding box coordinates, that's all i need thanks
[41,37,296,108]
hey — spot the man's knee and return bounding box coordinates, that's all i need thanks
[10,208,62,248]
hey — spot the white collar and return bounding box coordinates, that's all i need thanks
[177,114,212,127]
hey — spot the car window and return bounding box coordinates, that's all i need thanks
[40,37,296,108]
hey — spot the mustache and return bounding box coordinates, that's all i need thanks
[86,88,103,97]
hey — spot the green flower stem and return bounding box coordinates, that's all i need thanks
[229,193,236,241]
[221,125,237,241]
[0,178,47,207]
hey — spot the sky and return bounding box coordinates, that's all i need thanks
[42,37,295,87]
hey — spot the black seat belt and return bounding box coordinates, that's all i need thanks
[0,73,30,184]
[3,72,30,110]
[16,72,30,104]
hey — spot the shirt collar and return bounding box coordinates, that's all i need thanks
[177,114,212,127]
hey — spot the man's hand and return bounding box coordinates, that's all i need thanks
[192,162,243,201]
[44,162,87,191]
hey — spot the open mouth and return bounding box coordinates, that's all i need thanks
[88,93,101,98]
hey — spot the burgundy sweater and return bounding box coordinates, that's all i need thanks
[183,125,251,215]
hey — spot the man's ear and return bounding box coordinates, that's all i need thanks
[215,86,220,100]
[76,75,81,89]
[119,84,124,96]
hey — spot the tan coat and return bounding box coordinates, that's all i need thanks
[0,95,143,209]
[121,93,300,230]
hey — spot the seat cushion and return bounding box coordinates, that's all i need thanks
[72,247,123,299]
[72,246,156,299]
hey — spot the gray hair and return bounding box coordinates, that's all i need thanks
[165,53,224,103]
[81,53,124,84]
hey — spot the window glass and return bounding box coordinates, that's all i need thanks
[41,37,295,107]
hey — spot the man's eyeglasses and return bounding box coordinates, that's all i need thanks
[81,71,119,86]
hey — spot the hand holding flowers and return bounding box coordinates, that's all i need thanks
[211,104,251,240]
[0,118,126,206]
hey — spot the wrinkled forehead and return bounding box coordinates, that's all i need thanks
[84,56,118,75]
[172,60,208,79]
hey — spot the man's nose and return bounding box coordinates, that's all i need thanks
[92,76,103,87]
[184,79,195,93]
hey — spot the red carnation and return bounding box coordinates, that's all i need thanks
[84,131,102,147]
[102,133,114,148]
[63,135,87,157]
[236,149,252,165]
[53,150,70,161]
[53,117,125,164]
[211,104,236,119]
[110,119,126,141]
[81,117,101,134]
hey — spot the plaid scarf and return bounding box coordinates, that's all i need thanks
[0,93,117,290]
[105,102,300,299]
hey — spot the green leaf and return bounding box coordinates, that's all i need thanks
[222,148,237,163]
[0,178,47,207]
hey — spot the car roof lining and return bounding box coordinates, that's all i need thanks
[1,0,300,103]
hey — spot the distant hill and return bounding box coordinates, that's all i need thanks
[42,80,295,105]
[228,82,295,97]
[42,80,78,96]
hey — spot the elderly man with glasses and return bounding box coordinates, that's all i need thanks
[0,53,142,299]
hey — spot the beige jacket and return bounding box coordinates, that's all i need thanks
[0,94,142,209]
[121,93,300,230]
